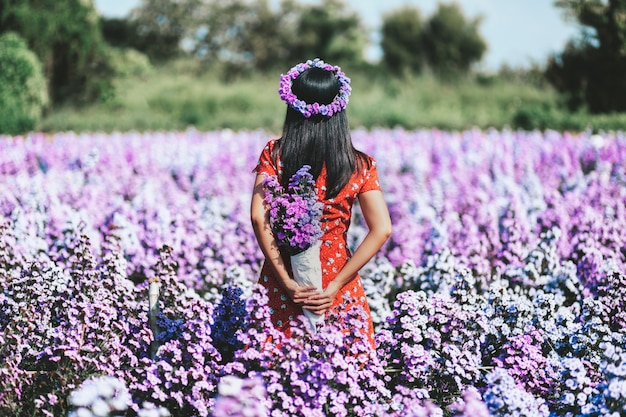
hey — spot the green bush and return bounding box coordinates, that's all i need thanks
[0,32,49,135]
[2,0,114,105]
[105,46,153,78]
[511,103,555,131]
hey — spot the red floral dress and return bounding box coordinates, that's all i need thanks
[254,139,381,346]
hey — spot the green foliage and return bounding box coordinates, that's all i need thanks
[105,0,487,80]
[379,2,486,77]
[39,59,581,134]
[496,63,549,88]
[548,0,626,113]
[422,2,487,76]
[545,41,589,110]
[512,103,626,133]
[348,73,553,131]
[512,102,558,131]
[380,7,425,75]
[39,60,626,134]
[187,0,366,76]
[105,46,153,78]
[191,0,294,75]
[0,32,48,135]
[123,0,206,62]
[101,17,181,64]
[41,61,284,133]
[285,0,366,65]
[0,0,114,104]
[231,0,293,72]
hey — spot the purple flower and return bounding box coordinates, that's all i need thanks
[213,375,269,417]
[3,127,626,416]
[262,165,323,255]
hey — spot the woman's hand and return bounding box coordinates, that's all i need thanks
[301,280,341,316]
[283,280,319,305]
[252,173,320,305]
[300,190,391,317]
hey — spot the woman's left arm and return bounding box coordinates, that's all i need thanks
[303,189,392,315]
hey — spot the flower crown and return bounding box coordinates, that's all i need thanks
[278,58,351,118]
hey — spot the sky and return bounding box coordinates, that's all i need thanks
[93,0,580,71]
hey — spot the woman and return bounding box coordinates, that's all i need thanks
[250,58,391,346]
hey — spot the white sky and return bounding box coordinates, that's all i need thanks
[93,0,580,71]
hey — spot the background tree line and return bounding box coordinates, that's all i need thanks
[101,0,486,77]
[1,0,626,134]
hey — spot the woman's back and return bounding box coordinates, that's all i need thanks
[250,58,391,347]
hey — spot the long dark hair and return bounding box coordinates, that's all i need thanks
[273,67,368,199]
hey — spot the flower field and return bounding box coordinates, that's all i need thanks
[1,128,625,416]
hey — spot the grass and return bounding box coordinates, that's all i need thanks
[39,59,626,133]
[41,63,286,135]
[348,73,554,131]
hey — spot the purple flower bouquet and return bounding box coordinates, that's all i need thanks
[262,165,325,330]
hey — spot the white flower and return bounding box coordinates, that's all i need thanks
[68,408,94,417]
[69,384,100,407]
[138,402,171,417]
[218,375,245,397]
[91,399,111,417]
[590,134,604,149]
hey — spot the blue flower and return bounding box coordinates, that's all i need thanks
[211,286,248,364]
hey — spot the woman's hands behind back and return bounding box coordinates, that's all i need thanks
[302,189,391,316]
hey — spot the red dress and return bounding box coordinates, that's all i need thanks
[254,139,381,346]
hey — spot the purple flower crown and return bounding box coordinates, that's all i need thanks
[278,58,352,118]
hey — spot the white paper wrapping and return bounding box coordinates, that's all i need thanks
[290,240,324,331]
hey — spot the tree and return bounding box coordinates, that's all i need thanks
[100,17,180,64]
[126,0,206,62]
[547,0,626,113]
[286,0,366,66]
[421,2,486,75]
[103,0,365,75]
[0,32,49,135]
[235,0,297,72]
[192,0,295,73]
[380,7,425,75]
[0,0,114,104]
[191,0,365,75]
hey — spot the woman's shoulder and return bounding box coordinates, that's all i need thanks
[356,150,377,169]
[258,138,281,159]
[353,151,381,193]
[263,138,279,150]
[255,138,280,174]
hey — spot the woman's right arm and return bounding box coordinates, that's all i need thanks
[302,189,392,315]
[250,173,318,302]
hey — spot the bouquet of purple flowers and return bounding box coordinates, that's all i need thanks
[262,165,324,256]
[263,165,325,330]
